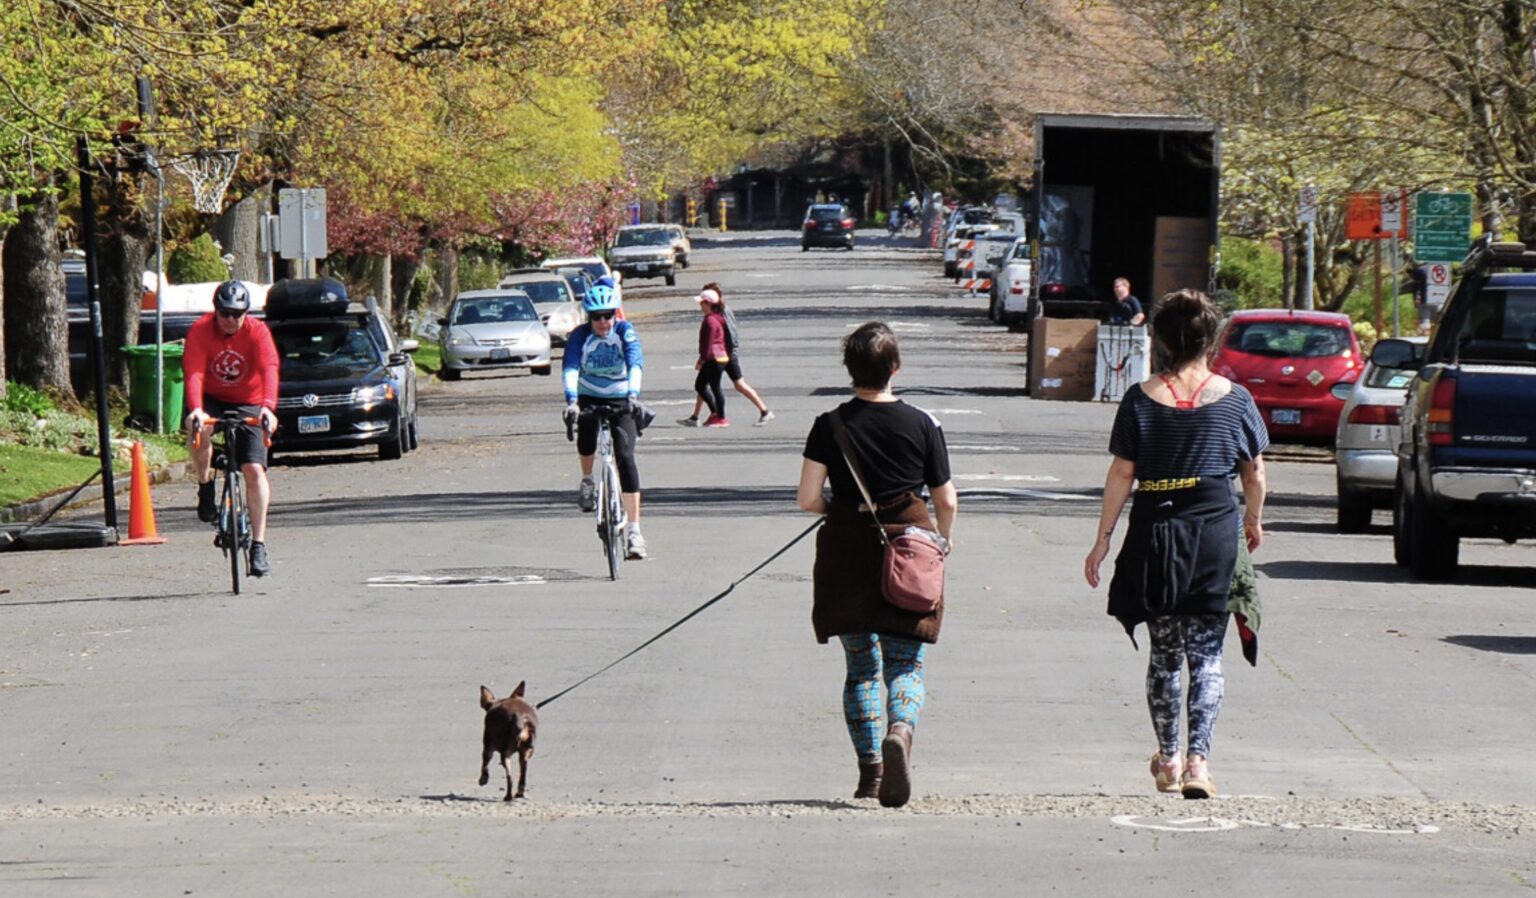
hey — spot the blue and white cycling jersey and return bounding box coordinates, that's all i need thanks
[562,320,644,403]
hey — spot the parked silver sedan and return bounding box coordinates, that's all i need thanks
[437,289,552,381]
[1334,336,1426,532]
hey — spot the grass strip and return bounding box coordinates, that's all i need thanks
[0,444,104,507]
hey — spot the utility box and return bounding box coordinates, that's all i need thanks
[1029,318,1098,401]
[1096,325,1151,403]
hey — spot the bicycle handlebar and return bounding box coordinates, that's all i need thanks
[193,414,274,449]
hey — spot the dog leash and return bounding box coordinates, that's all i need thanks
[535,517,823,710]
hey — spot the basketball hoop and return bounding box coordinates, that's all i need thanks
[169,148,241,214]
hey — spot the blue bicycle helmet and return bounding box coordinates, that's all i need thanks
[583,283,620,314]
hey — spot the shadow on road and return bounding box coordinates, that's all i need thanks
[1443,634,1536,654]
[1,591,211,608]
[1258,558,1536,587]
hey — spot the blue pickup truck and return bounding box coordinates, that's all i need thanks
[1387,238,1536,581]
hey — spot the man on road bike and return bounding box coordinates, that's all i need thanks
[183,280,280,576]
[562,283,648,560]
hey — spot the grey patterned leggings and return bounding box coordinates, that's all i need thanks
[1146,614,1228,759]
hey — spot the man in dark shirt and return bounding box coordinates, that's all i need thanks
[1111,277,1146,326]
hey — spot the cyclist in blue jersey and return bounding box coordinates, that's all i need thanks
[562,283,648,559]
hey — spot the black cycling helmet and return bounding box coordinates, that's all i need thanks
[213,280,251,314]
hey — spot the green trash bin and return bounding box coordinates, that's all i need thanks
[122,343,185,433]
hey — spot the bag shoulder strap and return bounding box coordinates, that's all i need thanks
[828,409,890,545]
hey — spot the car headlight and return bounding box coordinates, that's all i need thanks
[353,384,395,406]
[448,330,475,347]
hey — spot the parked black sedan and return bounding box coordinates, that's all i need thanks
[266,282,418,461]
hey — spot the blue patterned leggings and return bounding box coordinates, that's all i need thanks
[1146,614,1228,759]
[839,634,927,763]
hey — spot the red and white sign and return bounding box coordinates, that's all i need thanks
[1381,190,1404,233]
[1426,262,1451,306]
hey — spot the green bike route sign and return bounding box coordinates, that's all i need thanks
[1413,192,1474,263]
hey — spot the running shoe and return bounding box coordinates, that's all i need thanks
[703,415,731,427]
[625,527,648,560]
[197,480,217,523]
[248,541,270,577]
[1149,753,1182,794]
[676,416,701,427]
[755,410,775,427]
[578,477,596,512]
[1180,754,1214,799]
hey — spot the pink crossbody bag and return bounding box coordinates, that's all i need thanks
[829,411,947,614]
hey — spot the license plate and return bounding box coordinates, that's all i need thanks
[635,262,652,271]
[1272,408,1302,425]
[298,414,330,434]
[489,348,511,361]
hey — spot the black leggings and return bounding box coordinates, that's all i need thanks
[695,361,726,417]
[575,398,641,492]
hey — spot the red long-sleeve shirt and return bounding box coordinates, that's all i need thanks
[698,312,728,363]
[183,313,280,410]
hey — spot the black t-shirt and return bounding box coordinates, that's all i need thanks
[803,398,952,504]
[1112,294,1144,324]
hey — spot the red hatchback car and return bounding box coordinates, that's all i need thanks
[1212,309,1363,443]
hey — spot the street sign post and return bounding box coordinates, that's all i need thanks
[1298,184,1317,225]
[1381,190,1403,233]
[278,188,328,277]
[1413,192,1473,263]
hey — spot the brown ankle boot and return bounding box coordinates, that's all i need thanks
[878,722,914,808]
[854,760,883,799]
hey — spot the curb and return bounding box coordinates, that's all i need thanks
[0,461,189,525]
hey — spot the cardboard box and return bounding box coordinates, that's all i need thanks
[1029,318,1098,401]
[1152,217,1211,302]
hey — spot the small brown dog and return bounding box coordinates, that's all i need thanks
[478,682,538,801]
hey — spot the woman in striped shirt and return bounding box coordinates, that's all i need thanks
[1084,289,1268,799]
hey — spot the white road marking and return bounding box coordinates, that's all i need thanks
[949,444,1022,452]
[957,488,1098,502]
[1111,815,1239,832]
[1112,814,1439,836]
[847,284,912,292]
[952,474,1061,483]
[646,399,694,406]
[927,408,982,415]
[668,365,695,371]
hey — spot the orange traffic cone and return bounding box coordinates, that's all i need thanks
[120,441,166,546]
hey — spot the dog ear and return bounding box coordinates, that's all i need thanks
[511,680,526,699]
[480,685,495,709]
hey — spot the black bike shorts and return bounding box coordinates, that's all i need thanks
[575,397,640,492]
[199,398,269,469]
[724,354,744,382]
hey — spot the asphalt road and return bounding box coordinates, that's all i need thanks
[3,233,1535,896]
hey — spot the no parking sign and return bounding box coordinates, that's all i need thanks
[1426,262,1451,307]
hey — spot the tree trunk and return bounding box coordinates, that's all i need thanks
[0,212,9,402]
[371,254,393,323]
[99,175,150,386]
[434,244,458,313]
[1280,233,1293,310]
[2,177,71,394]
[391,254,421,332]
[212,182,272,282]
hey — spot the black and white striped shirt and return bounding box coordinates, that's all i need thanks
[1109,383,1269,481]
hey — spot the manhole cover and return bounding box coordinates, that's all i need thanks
[367,574,546,588]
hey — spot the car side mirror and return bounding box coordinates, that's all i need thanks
[388,352,408,367]
[1369,338,1422,369]
[400,338,419,353]
[436,316,448,328]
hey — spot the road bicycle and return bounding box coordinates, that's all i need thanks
[567,404,626,580]
[196,411,268,594]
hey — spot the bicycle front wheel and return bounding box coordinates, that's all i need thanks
[603,461,623,581]
[227,469,244,595]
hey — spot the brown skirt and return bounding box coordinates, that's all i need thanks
[812,493,944,644]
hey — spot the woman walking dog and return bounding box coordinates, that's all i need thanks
[797,321,957,808]
[1084,289,1267,799]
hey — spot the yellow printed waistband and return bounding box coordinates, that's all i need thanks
[1138,477,1199,492]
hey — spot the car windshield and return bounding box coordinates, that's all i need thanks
[451,296,538,325]
[560,273,590,299]
[1227,322,1351,358]
[501,280,569,306]
[273,321,379,366]
[616,229,671,247]
[1456,287,1536,365]
[810,207,845,221]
